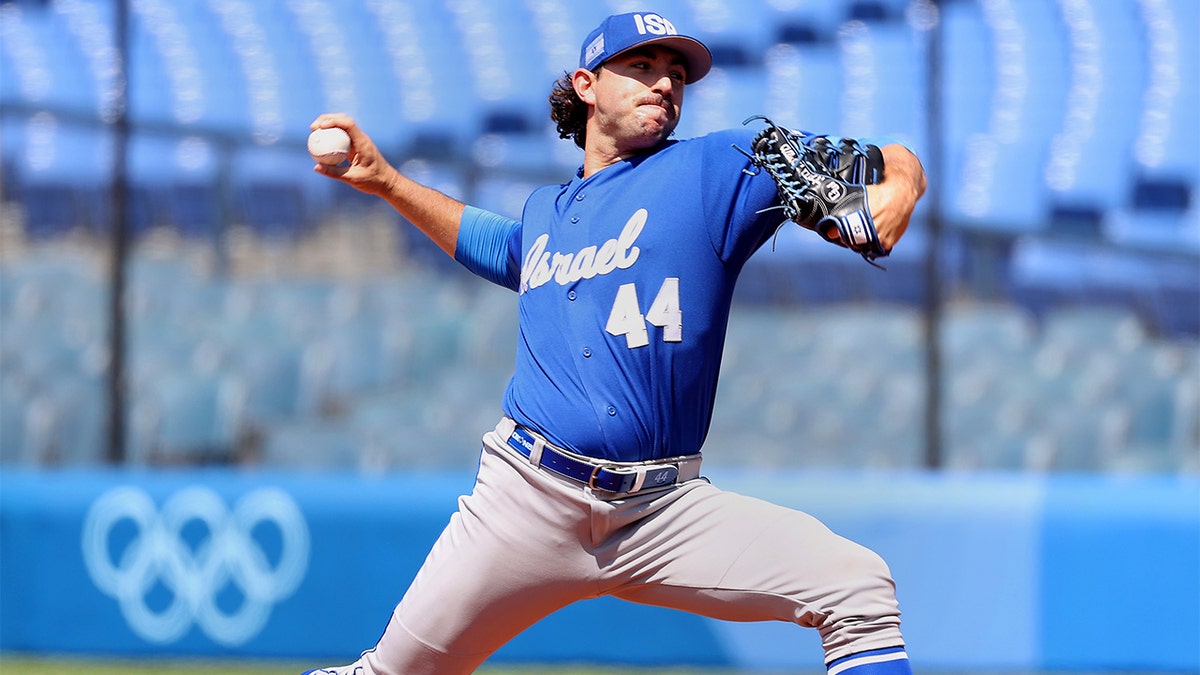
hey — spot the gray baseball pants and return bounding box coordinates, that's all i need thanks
[342,417,905,674]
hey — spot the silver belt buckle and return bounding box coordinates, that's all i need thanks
[587,465,609,491]
[594,463,680,494]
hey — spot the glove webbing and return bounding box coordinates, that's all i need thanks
[735,116,888,268]
[755,134,817,224]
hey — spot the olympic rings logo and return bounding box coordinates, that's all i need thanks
[81,485,310,646]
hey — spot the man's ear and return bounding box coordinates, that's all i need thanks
[573,68,598,105]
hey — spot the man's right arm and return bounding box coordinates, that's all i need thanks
[310,113,464,257]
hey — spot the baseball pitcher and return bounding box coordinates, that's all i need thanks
[302,10,927,675]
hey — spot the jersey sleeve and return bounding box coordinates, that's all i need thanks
[699,128,785,265]
[455,205,522,291]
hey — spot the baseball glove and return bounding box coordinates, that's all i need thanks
[739,115,889,265]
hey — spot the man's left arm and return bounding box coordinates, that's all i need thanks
[866,144,927,252]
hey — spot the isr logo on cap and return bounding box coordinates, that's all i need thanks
[578,12,713,83]
[632,13,677,36]
[587,12,677,66]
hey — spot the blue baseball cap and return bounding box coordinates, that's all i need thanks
[579,12,712,84]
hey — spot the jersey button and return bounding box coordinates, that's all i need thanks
[575,193,586,202]
[606,406,617,416]
[568,290,577,300]
[582,346,591,357]
[570,215,580,223]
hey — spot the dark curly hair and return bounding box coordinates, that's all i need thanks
[549,70,590,150]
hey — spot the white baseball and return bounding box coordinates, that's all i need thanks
[308,127,351,165]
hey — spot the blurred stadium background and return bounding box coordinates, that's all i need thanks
[0,0,1197,673]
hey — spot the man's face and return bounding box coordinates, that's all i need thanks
[590,45,689,153]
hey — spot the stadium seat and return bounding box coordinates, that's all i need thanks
[282,0,364,121]
[470,123,564,175]
[451,0,550,119]
[203,0,291,142]
[0,375,33,465]
[938,0,991,214]
[259,417,363,470]
[135,367,246,464]
[331,1,421,152]
[1115,342,1198,453]
[1041,401,1128,472]
[943,392,1041,471]
[125,133,223,236]
[0,254,106,392]
[226,143,330,236]
[1150,270,1200,338]
[127,0,264,133]
[0,8,23,107]
[5,1,101,112]
[8,119,112,236]
[688,0,776,57]
[1130,0,1199,186]
[1007,237,1198,336]
[836,20,925,148]
[674,56,769,139]
[323,315,399,399]
[940,0,1069,234]
[765,0,848,36]
[356,0,480,155]
[1040,305,1147,353]
[206,308,305,426]
[36,372,108,465]
[1103,205,1200,257]
[127,0,180,127]
[762,42,842,134]
[1042,0,1146,216]
[941,301,1038,369]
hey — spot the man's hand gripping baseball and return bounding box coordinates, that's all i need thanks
[310,114,465,257]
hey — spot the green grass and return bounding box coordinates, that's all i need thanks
[0,656,746,675]
[0,658,1134,675]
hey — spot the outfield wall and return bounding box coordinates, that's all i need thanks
[1,467,1196,672]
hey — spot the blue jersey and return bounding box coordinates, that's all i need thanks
[456,128,782,462]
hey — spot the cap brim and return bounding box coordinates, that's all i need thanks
[611,35,713,84]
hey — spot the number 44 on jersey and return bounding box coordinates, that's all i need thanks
[606,278,682,348]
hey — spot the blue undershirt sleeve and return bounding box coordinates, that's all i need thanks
[455,205,522,292]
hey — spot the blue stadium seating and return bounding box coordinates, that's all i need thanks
[938,0,991,167]
[3,0,1194,246]
[837,19,926,148]
[259,417,363,470]
[0,1,98,113]
[1132,0,1199,186]
[127,2,183,127]
[762,41,842,135]
[674,62,769,139]
[144,366,245,463]
[1,0,1198,475]
[0,375,31,465]
[5,118,112,236]
[0,250,108,464]
[43,372,108,464]
[1042,0,1144,214]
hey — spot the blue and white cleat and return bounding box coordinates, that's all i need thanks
[300,667,363,675]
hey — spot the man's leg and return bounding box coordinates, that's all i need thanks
[601,482,909,673]
[308,426,602,675]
